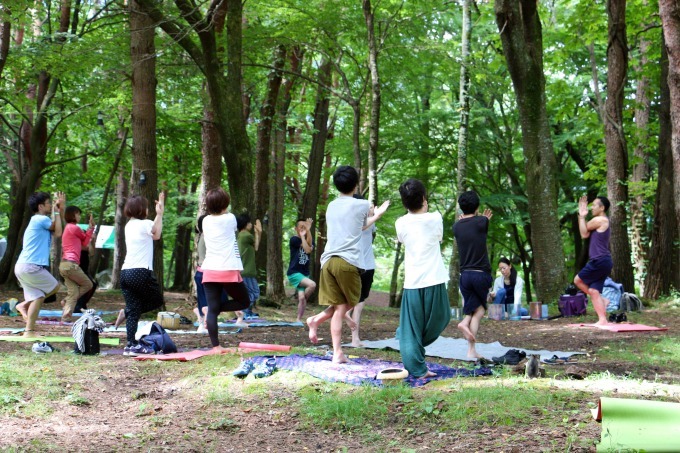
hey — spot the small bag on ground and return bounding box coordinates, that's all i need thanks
[619,292,643,312]
[72,309,105,355]
[138,322,178,354]
[558,293,587,317]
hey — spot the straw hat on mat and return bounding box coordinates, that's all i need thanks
[377,368,408,384]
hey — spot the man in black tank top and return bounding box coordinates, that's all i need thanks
[574,195,613,325]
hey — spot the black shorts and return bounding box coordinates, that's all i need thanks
[577,255,613,293]
[459,270,493,315]
[359,269,375,303]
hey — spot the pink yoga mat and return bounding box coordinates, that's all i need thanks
[134,348,238,361]
[238,342,292,352]
[568,323,667,332]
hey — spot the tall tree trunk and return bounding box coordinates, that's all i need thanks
[363,0,380,206]
[659,0,680,255]
[630,28,651,293]
[0,19,10,78]
[495,0,566,302]
[111,171,128,289]
[449,0,472,307]
[198,105,222,215]
[129,0,163,293]
[171,178,195,291]
[254,45,285,274]
[266,48,302,304]
[645,35,679,298]
[603,0,635,291]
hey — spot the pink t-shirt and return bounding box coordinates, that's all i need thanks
[61,223,94,264]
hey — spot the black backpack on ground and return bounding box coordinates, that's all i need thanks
[139,322,178,354]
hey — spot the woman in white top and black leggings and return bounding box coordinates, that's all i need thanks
[201,188,250,351]
[115,193,165,356]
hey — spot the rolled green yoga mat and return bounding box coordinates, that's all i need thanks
[594,397,680,452]
[0,336,119,345]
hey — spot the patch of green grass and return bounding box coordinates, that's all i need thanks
[299,384,411,432]
[65,393,90,406]
[597,336,680,369]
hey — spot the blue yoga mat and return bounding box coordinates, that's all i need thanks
[193,321,304,328]
[39,310,118,317]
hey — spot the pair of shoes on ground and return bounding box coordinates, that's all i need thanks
[544,355,578,364]
[492,349,526,365]
[243,309,259,320]
[232,358,277,379]
[124,344,155,357]
[32,341,58,353]
[608,312,628,323]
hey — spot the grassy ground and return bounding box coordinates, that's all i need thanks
[0,290,678,451]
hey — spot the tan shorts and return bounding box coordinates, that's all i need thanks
[14,263,59,302]
[318,257,361,307]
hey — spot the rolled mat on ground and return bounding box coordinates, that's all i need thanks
[245,354,492,387]
[568,323,667,332]
[347,337,583,363]
[0,336,119,345]
[193,321,304,328]
[593,397,680,452]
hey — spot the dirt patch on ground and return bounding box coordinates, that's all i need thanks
[0,287,677,452]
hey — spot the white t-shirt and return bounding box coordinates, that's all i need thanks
[359,223,376,270]
[320,196,370,269]
[201,213,243,271]
[122,219,155,270]
[395,211,448,289]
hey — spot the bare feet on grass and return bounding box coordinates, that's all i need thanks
[211,345,231,354]
[595,319,610,326]
[16,303,28,322]
[114,309,125,329]
[457,322,476,342]
[306,316,319,343]
[350,340,365,348]
[332,351,349,364]
[467,351,484,359]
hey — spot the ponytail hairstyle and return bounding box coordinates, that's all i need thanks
[499,257,517,287]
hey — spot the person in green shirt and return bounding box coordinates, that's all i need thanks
[237,213,262,319]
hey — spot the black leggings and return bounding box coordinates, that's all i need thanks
[120,268,164,344]
[203,282,250,347]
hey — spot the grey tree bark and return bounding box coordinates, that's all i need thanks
[494,0,566,302]
[363,0,380,205]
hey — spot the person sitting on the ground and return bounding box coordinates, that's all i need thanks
[201,188,251,350]
[14,191,66,337]
[236,213,262,319]
[395,179,450,378]
[287,218,316,323]
[59,206,96,322]
[306,165,389,364]
[489,257,528,316]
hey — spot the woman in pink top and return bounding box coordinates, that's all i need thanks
[59,206,95,321]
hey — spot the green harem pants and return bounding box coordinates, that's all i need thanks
[396,283,451,377]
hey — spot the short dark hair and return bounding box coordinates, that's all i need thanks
[28,192,51,213]
[124,196,148,220]
[352,193,364,200]
[206,188,230,214]
[398,179,426,212]
[64,206,81,223]
[596,196,610,213]
[332,166,359,194]
[196,214,208,234]
[236,213,251,231]
[458,190,480,215]
[296,218,307,228]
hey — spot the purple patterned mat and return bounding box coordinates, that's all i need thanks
[249,354,492,387]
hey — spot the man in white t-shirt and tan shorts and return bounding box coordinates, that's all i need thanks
[306,166,389,364]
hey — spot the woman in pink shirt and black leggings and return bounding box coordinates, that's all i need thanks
[59,206,95,322]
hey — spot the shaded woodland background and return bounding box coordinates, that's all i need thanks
[0,0,678,307]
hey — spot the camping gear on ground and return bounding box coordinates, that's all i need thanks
[492,348,526,365]
[72,308,106,355]
[559,293,587,317]
[488,304,504,320]
[136,321,178,354]
[564,284,578,296]
[157,311,181,330]
[530,302,542,320]
[619,292,643,312]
